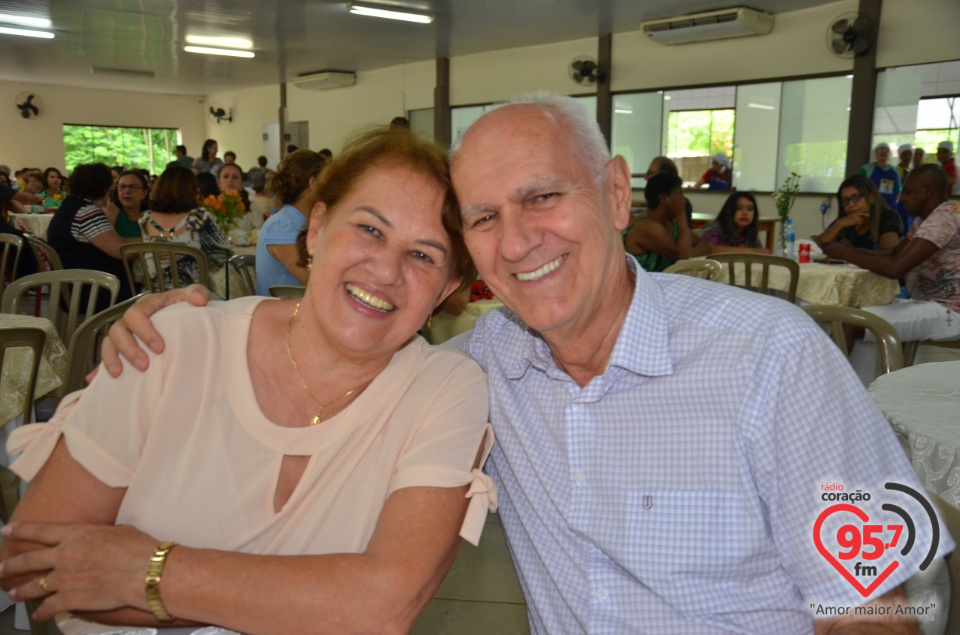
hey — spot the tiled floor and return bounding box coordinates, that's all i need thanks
[0,513,528,635]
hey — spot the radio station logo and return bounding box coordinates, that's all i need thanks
[814,482,940,598]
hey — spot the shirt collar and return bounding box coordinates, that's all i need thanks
[506,255,674,380]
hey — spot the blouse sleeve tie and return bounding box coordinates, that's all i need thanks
[6,421,63,482]
[459,468,499,546]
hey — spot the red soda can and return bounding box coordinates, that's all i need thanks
[799,243,810,263]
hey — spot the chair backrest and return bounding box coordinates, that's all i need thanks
[63,294,144,393]
[663,259,723,281]
[120,242,210,296]
[0,326,46,429]
[0,326,46,524]
[1,270,121,343]
[0,233,24,295]
[803,304,904,374]
[228,254,257,298]
[23,233,63,272]
[269,285,306,299]
[707,253,800,303]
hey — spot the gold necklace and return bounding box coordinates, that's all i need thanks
[285,301,370,426]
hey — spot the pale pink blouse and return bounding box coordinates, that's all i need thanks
[9,297,495,635]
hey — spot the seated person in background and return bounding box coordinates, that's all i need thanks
[21,170,44,202]
[0,126,494,635]
[816,175,902,251]
[174,144,193,168]
[0,179,41,277]
[859,142,901,212]
[937,140,958,195]
[38,167,65,209]
[140,165,233,292]
[248,165,274,224]
[693,191,770,255]
[623,172,697,272]
[644,155,693,225]
[110,170,150,238]
[222,150,236,164]
[47,163,139,309]
[693,152,732,190]
[217,163,255,229]
[197,171,220,200]
[821,164,960,345]
[256,150,326,295]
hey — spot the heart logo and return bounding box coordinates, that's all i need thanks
[813,503,899,598]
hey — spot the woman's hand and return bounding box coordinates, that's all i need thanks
[0,522,157,622]
[98,285,211,379]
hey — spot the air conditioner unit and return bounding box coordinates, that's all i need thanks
[292,70,357,90]
[642,7,774,45]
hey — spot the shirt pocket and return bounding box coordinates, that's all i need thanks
[613,489,767,615]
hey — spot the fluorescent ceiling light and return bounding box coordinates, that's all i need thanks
[184,45,255,58]
[0,13,51,28]
[185,34,253,50]
[348,2,434,24]
[0,25,54,39]
[747,102,775,110]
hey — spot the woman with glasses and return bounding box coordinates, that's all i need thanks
[816,175,902,251]
[111,170,150,238]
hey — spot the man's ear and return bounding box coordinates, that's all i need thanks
[606,155,633,232]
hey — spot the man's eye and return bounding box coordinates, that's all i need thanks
[471,214,495,228]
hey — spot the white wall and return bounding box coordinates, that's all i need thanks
[205,60,435,160]
[613,1,856,92]
[0,80,205,172]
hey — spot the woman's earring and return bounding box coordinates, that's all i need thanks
[425,315,432,330]
[307,255,313,271]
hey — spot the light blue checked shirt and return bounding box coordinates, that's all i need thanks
[450,257,953,634]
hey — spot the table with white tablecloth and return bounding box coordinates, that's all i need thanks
[871,361,960,508]
[7,212,54,239]
[714,260,899,307]
[870,361,960,634]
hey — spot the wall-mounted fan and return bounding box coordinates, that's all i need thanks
[15,92,42,119]
[209,105,233,124]
[568,56,605,86]
[826,12,872,58]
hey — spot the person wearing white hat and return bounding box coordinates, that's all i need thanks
[913,146,926,170]
[895,144,914,230]
[936,140,957,195]
[692,151,732,190]
[858,142,902,228]
[896,144,912,182]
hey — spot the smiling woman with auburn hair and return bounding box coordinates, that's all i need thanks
[0,125,493,635]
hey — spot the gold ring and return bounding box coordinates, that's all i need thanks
[39,577,48,593]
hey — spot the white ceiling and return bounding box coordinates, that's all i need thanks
[1,0,839,96]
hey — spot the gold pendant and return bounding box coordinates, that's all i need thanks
[310,412,322,426]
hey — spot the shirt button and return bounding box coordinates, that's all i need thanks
[574,471,586,483]
[595,588,609,601]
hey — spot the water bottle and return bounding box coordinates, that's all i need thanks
[785,218,796,261]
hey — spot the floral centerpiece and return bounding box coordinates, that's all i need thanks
[771,172,801,256]
[201,190,246,232]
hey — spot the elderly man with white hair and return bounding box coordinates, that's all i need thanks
[104,94,952,635]
[692,150,731,190]
[859,141,902,211]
